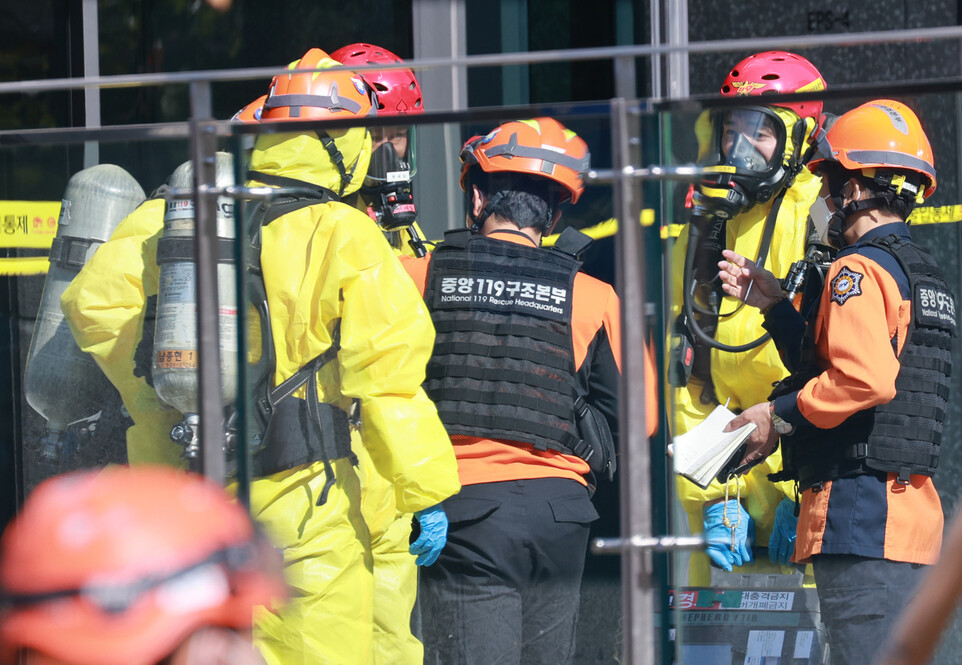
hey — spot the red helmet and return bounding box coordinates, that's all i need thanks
[262,47,377,122]
[331,43,423,115]
[721,51,826,121]
[0,466,286,665]
[459,118,590,204]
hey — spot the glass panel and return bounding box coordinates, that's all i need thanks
[229,104,637,664]
[10,134,196,488]
[6,39,962,665]
[665,81,962,665]
[0,61,657,665]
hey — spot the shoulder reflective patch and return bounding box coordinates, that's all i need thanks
[830,266,864,306]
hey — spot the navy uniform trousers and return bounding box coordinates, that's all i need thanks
[419,477,599,665]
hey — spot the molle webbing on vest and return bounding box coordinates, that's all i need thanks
[777,235,956,489]
[423,229,584,454]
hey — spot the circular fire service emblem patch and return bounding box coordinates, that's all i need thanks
[831,266,863,306]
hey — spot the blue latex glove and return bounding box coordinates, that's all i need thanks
[410,504,449,567]
[768,498,798,566]
[703,500,754,572]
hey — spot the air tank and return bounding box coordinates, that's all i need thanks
[152,153,237,458]
[24,164,146,462]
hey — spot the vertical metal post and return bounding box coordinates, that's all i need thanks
[189,79,226,484]
[648,0,663,99]
[81,0,100,167]
[615,0,634,47]
[612,72,654,664]
[666,0,690,99]
[230,139,251,509]
[500,0,529,106]
[412,0,467,236]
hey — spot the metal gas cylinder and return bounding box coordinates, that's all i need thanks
[152,153,237,458]
[24,164,146,463]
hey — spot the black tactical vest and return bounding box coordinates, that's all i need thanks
[778,234,957,489]
[423,228,590,454]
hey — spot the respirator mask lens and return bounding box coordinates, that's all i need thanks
[717,109,781,173]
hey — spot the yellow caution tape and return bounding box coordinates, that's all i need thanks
[907,204,962,226]
[542,209,656,247]
[0,257,51,277]
[662,223,686,239]
[0,202,60,249]
[657,203,961,239]
[0,200,955,277]
[0,202,60,276]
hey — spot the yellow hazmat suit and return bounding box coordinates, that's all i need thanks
[60,197,185,467]
[356,216,433,663]
[247,128,460,665]
[354,437,424,664]
[670,110,822,586]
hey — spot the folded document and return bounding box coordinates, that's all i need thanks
[669,404,758,489]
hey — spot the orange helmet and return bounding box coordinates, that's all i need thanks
[0,466,285,665]
[459,117,590,204]
[261,48,376,122]
[808,98,936,200]
[259,48,377,197]
[232,94,267,124]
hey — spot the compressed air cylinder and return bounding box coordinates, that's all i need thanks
[152,153,237,417]
[24,164,146,451]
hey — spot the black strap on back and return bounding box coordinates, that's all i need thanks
[244,178,350,501]
[316,133,350,197]
[247,170,338,207]
[245,172,337,273]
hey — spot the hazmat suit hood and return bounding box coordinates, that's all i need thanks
[249,127,373,198]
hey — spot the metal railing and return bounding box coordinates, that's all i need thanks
[5,28,962,664]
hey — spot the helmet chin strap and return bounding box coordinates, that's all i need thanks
[316,130,357,198]
[826,196,882,248]
[470,190,507,234]
[468,188,555,234]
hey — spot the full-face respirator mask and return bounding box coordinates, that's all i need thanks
[360,127,418,231]
[693,106,806,220]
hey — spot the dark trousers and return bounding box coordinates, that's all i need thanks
[812,554,928,665]
[419,478,599,665]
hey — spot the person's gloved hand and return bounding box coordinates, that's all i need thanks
[768,498,798,566]
[410,504,448,567]
[703,500,754,572]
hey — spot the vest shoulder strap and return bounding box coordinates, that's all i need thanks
[438,228,472,249]
[551,226,593,259]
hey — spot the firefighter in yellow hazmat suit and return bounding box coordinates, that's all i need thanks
[331,43,431,261]
[670,51,826,585]
[60,193,185,468]
[243,48,460,665]
[328,42,434,665]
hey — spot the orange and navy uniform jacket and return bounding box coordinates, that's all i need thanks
[769,222,943,565]
[401,228,657,488]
